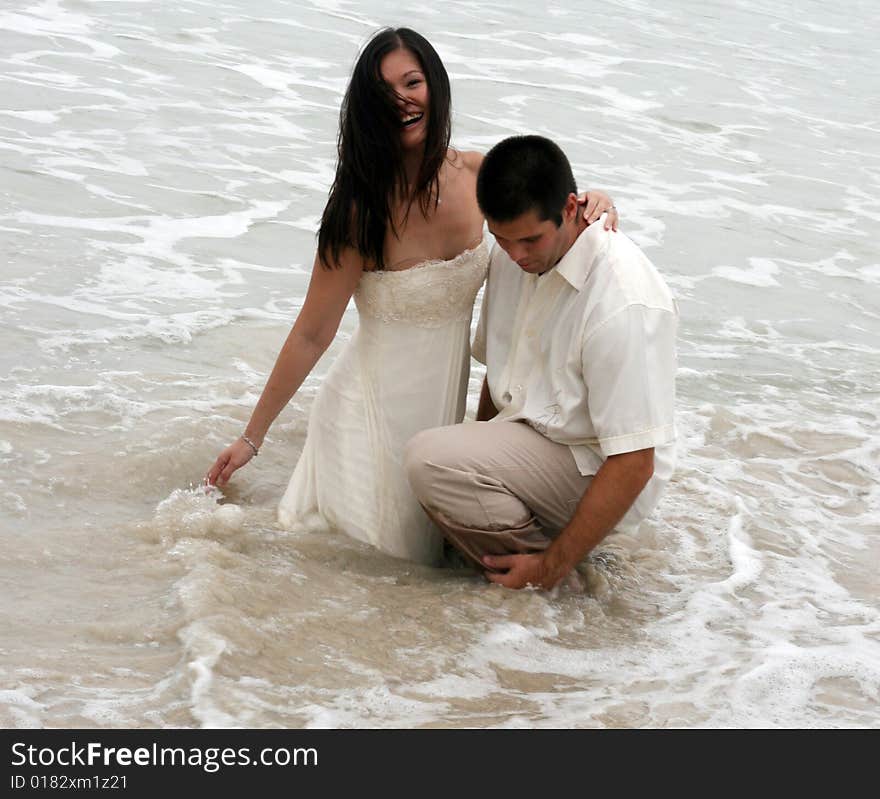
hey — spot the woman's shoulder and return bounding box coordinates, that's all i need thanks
[447,148,484,175]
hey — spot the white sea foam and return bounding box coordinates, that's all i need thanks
[179,621,238,728]
[152,486,244,542]
[712,257,781,287]
[798,22,850,34]
[0,688,44,727]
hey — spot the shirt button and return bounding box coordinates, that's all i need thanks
[515,384,523,393]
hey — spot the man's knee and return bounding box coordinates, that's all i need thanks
[403,426,448,502]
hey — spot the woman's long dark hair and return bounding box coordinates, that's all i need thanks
[318,28,452,270]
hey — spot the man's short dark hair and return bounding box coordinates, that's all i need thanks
[476,135,577,226]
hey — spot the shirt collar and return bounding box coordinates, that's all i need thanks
[552,218,608,291]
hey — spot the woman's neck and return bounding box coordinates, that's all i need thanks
[402,145,426,189]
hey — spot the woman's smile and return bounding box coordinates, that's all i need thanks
[380,47,430,148]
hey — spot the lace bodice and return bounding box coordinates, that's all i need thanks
[354,240,489,327]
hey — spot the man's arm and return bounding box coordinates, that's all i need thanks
[483,447,654,590]
[476,377,498,422]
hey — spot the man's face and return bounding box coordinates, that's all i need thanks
[487,197,577,274]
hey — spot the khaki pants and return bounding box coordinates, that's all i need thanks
[403,420,592,571]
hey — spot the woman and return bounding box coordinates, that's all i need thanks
[206,28,617,565]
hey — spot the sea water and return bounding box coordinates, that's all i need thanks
[1,0,878,727]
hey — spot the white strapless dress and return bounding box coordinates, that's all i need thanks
[277,240,489,565]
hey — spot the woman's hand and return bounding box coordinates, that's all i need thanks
[578,190,618,231]
[206,438,257,487]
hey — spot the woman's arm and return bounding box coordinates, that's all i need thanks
[206,248,363,487]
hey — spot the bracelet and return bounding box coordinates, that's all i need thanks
[241,435,259,457]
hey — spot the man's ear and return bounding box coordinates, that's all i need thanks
[564,193,579,223]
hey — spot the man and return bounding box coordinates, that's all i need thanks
[404,135,678,590]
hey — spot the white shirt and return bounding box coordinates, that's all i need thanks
[472,220,678,532]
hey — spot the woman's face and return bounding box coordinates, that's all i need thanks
[379,47,430,150]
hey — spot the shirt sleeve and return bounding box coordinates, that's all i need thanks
[581,304,677,457]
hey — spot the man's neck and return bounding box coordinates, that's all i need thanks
[537,217,587,277]
[546,217,587,272]
[571,214,590,244]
